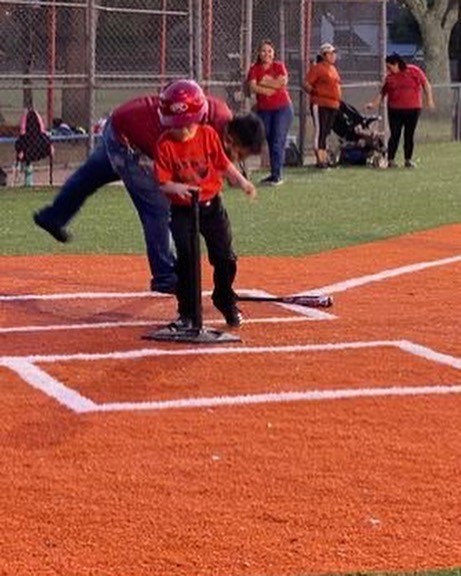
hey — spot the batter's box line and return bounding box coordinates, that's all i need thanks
[0,289,335,332]
[0,312,330,336]
[2,253,461,304]
[1,339,460,414]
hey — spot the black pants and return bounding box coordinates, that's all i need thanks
[311,105,338,150]
[170,195,237,319]
[387,108,421,161]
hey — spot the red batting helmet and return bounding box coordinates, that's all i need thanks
[158,79,208,128]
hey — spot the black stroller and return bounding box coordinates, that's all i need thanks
[330,101,386,167]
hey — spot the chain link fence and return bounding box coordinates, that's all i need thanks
[0,0,458,186]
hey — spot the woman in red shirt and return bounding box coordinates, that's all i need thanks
[366,53,435,168]
[247,39,294,186]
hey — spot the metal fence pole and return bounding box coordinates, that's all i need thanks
[279,1,286,63]
[243,0,253,113]
[192,0,203,82]
[203,0,213,82]
[47,0,57,129]
[379,0,388,135]
[452,84,461,141]
[86,0,97,154]
[298,0,311,162]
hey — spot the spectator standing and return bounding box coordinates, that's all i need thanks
[303,43,342,169]
[246,39,293,186]
[366,52,435,168]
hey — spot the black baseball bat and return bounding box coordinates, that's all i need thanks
[237,293,333,308]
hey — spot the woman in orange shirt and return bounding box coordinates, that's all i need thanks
[304,43,342,168]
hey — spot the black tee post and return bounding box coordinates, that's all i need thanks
[190,189,203,331]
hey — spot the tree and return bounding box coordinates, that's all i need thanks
[389,5,421,44]
[399,0,458,83]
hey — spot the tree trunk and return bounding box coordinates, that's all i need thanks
[419,15,451,84]
[418,12,454,115]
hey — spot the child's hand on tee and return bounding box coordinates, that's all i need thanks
[161,182,200,201]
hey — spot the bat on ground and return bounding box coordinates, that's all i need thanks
[237,293,333,309]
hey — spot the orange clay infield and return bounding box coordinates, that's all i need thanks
[0,224,460,576]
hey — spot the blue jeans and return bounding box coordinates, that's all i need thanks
[39,118,177,291]
[257,104,294,180]
[40,136,118,227]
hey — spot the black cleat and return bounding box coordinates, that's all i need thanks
[167,316,194,331]
[33,211,70,243]
[214,303,243,328]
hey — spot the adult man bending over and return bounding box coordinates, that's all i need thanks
[34,81,264,294]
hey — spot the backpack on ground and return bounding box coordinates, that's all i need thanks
[284,139,302,167]
[15,109,53,163]
[14,109,54,185]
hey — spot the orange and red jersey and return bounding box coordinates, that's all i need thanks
[111,95,232,157]
[247,60,292,110]
[154,125,231,206]
[305,61,341,109]
[381,64,428,109]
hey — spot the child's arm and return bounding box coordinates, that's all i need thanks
[224,162,257,199]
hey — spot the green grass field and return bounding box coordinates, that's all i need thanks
[1,142,460,576]
[1,141,460,257]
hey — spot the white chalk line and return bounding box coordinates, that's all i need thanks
[3,358,97,413]
[1,339,398,364]
[2,255,460,303]
[0,315,321,335]
[300,254,461,296]
[0,290,165,302]
[3,253,459,331]
[93,384,461,414]
[1,340,460,413]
